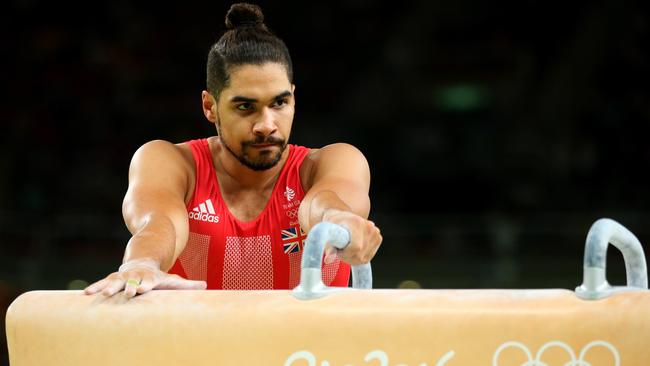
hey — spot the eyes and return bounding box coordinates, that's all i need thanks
[236,103,253,111]
[236,98,288,112]
[271,99,288,108]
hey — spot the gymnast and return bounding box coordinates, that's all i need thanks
[85,3,382,298]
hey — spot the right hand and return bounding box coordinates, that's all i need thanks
[321,209,382,266]
[84,258,207,298]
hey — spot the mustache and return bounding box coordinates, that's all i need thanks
[242,136,285,146]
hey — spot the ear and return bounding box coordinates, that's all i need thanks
[201,91,218,124]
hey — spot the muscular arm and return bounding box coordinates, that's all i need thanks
[85,140,206,297]
[298,143,381,265]
[122,140,190,270]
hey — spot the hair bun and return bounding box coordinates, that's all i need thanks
[225,3,265,29]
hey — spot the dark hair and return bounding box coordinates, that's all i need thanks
[206,3,293,98]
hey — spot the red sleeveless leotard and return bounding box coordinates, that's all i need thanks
[168,138,350,289]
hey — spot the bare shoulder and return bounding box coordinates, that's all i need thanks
[307,143,368,167]
[131,140,192,168]
[133,139,183,157]
[129,140,194,187]
[305,143,366,161]
[300,143,369,189]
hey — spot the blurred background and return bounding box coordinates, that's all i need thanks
[2,0,649,363]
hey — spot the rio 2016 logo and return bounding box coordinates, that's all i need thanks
[284,350,454,366]
[283,340,619,366]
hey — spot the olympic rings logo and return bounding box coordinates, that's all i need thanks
[493,340,620,366]
[286,209,298,218]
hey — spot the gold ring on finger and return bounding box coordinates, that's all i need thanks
[126,279,141,286]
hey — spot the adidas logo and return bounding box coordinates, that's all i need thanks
[188,199,220,223]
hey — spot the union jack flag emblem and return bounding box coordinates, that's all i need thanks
[281,227,306,254]
[283,241,300,254]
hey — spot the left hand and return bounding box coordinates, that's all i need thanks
[321,209,382,265]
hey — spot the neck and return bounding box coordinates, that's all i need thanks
[210,137,288,190]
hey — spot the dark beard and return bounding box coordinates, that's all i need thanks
[222,135,287,171]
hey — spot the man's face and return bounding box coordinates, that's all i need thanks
[213,62,295,171]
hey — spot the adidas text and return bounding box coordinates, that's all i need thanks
[188,211,220,223]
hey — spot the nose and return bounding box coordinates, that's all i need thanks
[252,107,277,137]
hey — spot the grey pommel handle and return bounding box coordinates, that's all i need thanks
[292,222,373,300]
[575,218,648,300]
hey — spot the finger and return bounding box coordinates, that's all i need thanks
[156,275,207,290]
[340,240,362,264]
[137,274,157,294]
[84,278,109,295]
[357,225,381,263]
[324,244,337,255]
[324,252,338,264]
[371,233,382,257]
[124,278,141,298]
[157,278,206,290]
[101,278,126,297]
[324,245,338,264]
